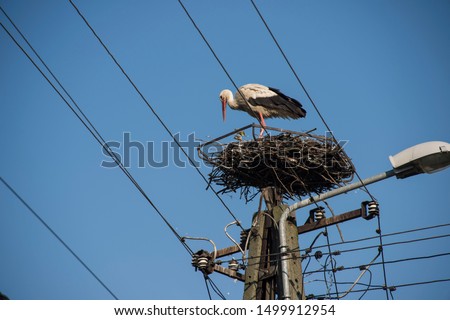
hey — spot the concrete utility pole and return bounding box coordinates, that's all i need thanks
[243,187,304,300]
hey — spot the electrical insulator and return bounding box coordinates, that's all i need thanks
[197,256,209,269]
[314,207,326,221]
[191,250,214,274]
[367,201,379,216]
[240,230,249,244]
[228,259,239,271]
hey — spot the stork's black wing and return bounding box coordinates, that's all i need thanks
[246,86,306,119]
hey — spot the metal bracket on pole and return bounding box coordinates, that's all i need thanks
[297,201,379,235]
[213,264,245,282]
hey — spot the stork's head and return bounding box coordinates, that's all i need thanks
[219,89,233,122]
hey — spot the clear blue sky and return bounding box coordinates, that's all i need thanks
[1,0,449,300]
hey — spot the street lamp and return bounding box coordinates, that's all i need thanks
[389,141,450,178]
[279,141,450,300]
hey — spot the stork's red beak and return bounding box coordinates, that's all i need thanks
[222,99,226,122]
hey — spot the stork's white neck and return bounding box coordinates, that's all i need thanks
[223,89,238,109]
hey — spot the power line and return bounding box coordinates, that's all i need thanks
[310,278,450,299]
[177,0,271,136]
[0,8,228,300]
[0,176,119,300]
[202,274,212,300]
[380,222,450,239]
[221,231,450,269]
[393,278,450,290]
[230,229,450,275]
[248,0,377,202]
[305,251,450,299]
[177,0,373,217]
[0,5,103,149]
[369,252,450,269]
[204,275,227,300]
[223,220,450,267]
[306,278,378,289]
[322,233,450,256]
[0,14,193,257]
[248,0,330,133]
[68,0,243,231]
[301,222,450,253]
[176,1,322,216]
[304,252,450,276]
[304,250,449,297]
[177,1,322,218]
[244,241,450,271]
[255,243,450,298]
[177,0,325,214]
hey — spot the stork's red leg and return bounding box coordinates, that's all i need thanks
[258,112,266,138]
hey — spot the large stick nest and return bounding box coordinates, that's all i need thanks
[200,132,355,202]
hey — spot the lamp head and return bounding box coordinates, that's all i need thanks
[389,141,450,179]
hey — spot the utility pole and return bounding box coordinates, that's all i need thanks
[243,187,304,300]
[190,194,378,300]
[275,204,304,300]
[190,173,390,300]
[194,126,450,300]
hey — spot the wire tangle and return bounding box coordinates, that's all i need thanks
[309,278,450,300]
[219,222,450,268]
[217,220,450,299]
[300,222,450,253]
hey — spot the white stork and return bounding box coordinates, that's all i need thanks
[219,83,306,137]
